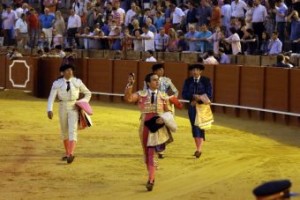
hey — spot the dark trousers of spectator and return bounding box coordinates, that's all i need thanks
[252,22,265,47]
[276,22,286,49]
[292,42,300,53]
[172,23,181,30]
[67,28,79,48]
[29,28,39,48]
[3,29,14,46]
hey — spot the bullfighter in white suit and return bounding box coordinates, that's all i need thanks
[47,64,91,164]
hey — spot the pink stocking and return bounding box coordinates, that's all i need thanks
[147,148,155,183]
[68,140,76,156]
[63,140,69,156]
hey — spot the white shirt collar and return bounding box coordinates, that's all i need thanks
[148,89,158,94]
[194,76,201,82]
[64,77,73,82]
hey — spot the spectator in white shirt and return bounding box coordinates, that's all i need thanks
[252,0,267,45]
[15,4,24,19]
[2,5,16,46]
[67,9,82,47]
[114,1,125,25]
[221,0,232,32]
[170,3,185,30]
[245,1,254,29]
[15,13,28,49]
[141,25,155,51]
[72,0,84,16]
[231,0,248,18]
[133,29,143,51]
[125,2,137,28]
[204,50,219,65]
[145,50,157,62]
[224,27,241,55]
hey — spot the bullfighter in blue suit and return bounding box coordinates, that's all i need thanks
[182,64,212,158]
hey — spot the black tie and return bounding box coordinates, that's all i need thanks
[151,92,155,104]
[194,79,198,94]
[66,81,70,92]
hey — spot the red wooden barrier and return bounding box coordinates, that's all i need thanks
[289,68,300,126]
[164,62,188,99]
[87,59,113,101]
[138,61,156,91]
[6,57,38,93]
[113,60,139,102]
[0,55,6,89]
[264,67,289,123]
[214,65,240,115]
[239,66,265,119]
[36,58,62,98]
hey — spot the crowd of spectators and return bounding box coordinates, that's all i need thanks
[1,0,300,59]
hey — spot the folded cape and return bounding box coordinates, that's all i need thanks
[144,116,165,133]
[76,100,93,115]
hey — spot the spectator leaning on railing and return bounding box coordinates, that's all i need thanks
[154,27,169,52]
[1,0,300,57]
[268,31,283,55]
[141,25,155,51]
[185,24,201,52]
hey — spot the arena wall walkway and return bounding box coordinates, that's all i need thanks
[0,56,299,126]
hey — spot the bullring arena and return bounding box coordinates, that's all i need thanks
[0,51,300,200]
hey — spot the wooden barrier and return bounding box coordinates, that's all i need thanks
[244,55,261,66]
[214,65,240,115]
[89,50,104,58]
[73,58,87,83]
[156,52,164,62]
[36,58,62,98]
[264,67,289,123]
[236,55,245,65]
[141,51,149,61]
[261,56,277,66]
[230,55,237,64]
[113,60,139,102]
[202,65,215,101]
[164,52,180,62]
[181,52,199,64]
[1,55,298,126]
[239,66,265,119]
[164,62,188,98]
[138,61,156,90]
[0,55,6,89]
[5,57,38,93]
[125,51,141,60]
[87,59,113,101]
[289,68,300,125]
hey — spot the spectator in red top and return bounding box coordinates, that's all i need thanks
[164,18,172,34]
[210,0,221,29]
[27,8,39,48]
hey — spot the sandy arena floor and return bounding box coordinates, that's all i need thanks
[0,91,299,200]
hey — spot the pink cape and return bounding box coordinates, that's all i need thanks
[76,100,93,115]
